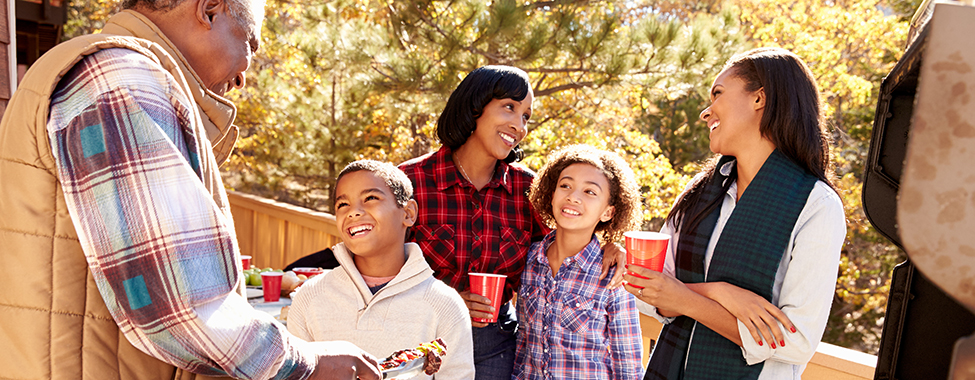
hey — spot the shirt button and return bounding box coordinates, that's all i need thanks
[473,234,480,241]
[576,302,581,307]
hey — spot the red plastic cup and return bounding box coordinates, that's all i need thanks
[261,272,283,302]
[624,231,669,272]
[240,255,251,270]
[292,267,324,278]
[469,273,506,323]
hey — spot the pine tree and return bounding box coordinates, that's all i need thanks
[226,0,739,220]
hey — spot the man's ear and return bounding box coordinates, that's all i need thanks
[196,0,224,30]
[753,87,766,111]
[403,199,418,227]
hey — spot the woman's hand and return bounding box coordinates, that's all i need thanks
[698,282,796,348]
[599,242,627,288]
[625,266,778,347]
[621,265,693,316]
[459,290,495,328]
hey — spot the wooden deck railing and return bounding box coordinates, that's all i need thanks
[227,190,877,379]
[228,190,341,270]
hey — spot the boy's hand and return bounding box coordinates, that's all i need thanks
[459,290,494,328]
[599,242,626,288]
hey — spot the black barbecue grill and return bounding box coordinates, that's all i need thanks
[865,5,975,379]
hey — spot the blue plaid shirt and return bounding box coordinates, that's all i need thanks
[514,231,644,380]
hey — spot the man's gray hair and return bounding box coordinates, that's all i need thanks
[121,0,264,32]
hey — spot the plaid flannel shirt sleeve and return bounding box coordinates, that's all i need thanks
[46,49,314,380]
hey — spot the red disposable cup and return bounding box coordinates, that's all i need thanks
[292,267,324,278]
[240,255,251,270]
[261,272,283,302]
[469,273,506,323]
[624,231,669,272]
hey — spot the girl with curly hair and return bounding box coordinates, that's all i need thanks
[513,144,645,380]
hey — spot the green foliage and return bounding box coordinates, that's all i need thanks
[883,0,927,21]
[637,10,744,172]
[225,0,738,217]
[63,0,121,40]
[824,171,906,350]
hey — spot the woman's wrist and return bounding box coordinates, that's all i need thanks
[688,281,725,305]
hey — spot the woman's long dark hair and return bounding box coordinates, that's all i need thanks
[436,65,532,163]
[666,47,838,232]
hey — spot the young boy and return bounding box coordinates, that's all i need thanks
[288,160,475,379]
[513,145,645,380]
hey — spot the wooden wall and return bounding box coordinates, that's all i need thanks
[226,190,341,270]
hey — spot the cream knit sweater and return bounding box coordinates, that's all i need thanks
[288,242,475,379]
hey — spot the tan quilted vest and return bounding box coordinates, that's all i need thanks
[0,10,239,380]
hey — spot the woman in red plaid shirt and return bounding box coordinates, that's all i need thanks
[399,66,626,380]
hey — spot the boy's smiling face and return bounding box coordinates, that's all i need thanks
[334,171,417,260]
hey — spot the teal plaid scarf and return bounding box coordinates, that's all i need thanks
[645,150,817,380]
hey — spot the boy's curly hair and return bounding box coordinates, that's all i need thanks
[529,145,642,242]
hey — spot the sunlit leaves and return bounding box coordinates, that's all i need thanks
[63,0,122,38]
[222,0,735,216]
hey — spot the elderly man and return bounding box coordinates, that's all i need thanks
[0,1,380,379]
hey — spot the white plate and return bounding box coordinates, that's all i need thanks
[245,287,263,299]
[382,357,424,379]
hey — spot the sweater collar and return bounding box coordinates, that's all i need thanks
[99,10,238,164]
[332,242,434,306]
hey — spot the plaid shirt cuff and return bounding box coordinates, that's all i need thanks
[270,337,317,380]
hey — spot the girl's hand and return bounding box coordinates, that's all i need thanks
[705,282,796,347]
[621,265,692,315]
[459,290,495,328]
[599,242,627,288]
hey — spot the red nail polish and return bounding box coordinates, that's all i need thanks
[780,340,785,347]
[758,341,763,346]
[790,326,797,333]
[770,342,777,349]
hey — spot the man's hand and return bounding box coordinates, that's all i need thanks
[305,341,381,380]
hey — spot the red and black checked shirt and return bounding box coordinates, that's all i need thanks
[400,147,550,304]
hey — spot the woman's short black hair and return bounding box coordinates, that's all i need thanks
[436,65,532,163]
